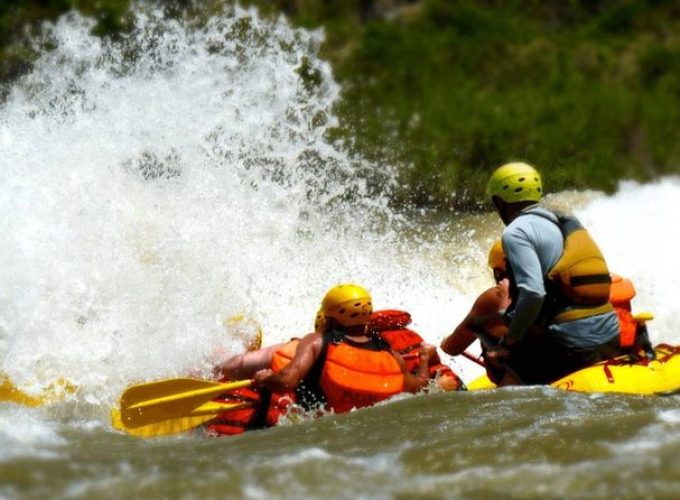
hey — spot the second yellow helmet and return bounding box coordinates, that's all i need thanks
[487,240,507,272]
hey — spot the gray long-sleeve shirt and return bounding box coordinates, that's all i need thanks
[502,205,620,350]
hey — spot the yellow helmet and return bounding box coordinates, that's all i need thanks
[320,283,373,327]
[487,240,507,272]
[486,162,542,203]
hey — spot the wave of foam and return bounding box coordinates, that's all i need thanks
[0,4,401,404]
[0,406,66,461]
[576,177,680,345]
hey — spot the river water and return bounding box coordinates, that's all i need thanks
[2,4,680,499]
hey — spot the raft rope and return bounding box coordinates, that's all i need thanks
[599,344,680,384]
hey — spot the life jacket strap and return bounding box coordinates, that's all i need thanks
[569,274,612,287]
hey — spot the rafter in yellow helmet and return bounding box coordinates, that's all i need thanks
[486,162,543,203]
[487,240,507,272]
[320,283,373,328]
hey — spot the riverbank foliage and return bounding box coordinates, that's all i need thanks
[2,0,680,208]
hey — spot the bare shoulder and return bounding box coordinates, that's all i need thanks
[295,331,324,358]
[299,331,322,346]
[472,285,506,313]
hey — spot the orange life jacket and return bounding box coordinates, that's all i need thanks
[371,309,463,388]
[319,335,404,413]
[609,274,638,348]
[271,330,406,414]
[610,274,635,310]
[371,310,420,372]
[266,339,301,426]
[270,339,300,372]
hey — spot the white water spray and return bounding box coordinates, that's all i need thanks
[0,4,440,405]
[575,178,680,344]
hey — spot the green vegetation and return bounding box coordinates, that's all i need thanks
[303,0,680,208]
[3,0,680,208]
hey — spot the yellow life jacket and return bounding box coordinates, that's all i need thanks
[519,210,614,323]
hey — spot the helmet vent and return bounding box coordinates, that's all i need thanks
[518,176,526,182]
[514,187,523,193]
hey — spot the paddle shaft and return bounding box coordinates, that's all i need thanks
[127,379,253,410]
[405,349,486,370]
[184,401,253,417]
[461,351,486,367]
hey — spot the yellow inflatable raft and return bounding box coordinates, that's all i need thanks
[467,344,680,395]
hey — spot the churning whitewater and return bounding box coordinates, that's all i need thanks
[0,5,411,406]
[1,6,680,492]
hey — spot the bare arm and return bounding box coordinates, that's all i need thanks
[254,333,322,392]
[213,342,285,380]
[441,285,508,355]
[396,343,437,393]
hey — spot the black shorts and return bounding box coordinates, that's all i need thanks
[506,336,624,385]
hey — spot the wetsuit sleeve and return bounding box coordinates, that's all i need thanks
[502,228,546,342]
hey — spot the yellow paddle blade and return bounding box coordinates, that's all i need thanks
[119,378,253,428]
[112,400,254,438]
[111,408,216,438]
[0,373,77,407]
